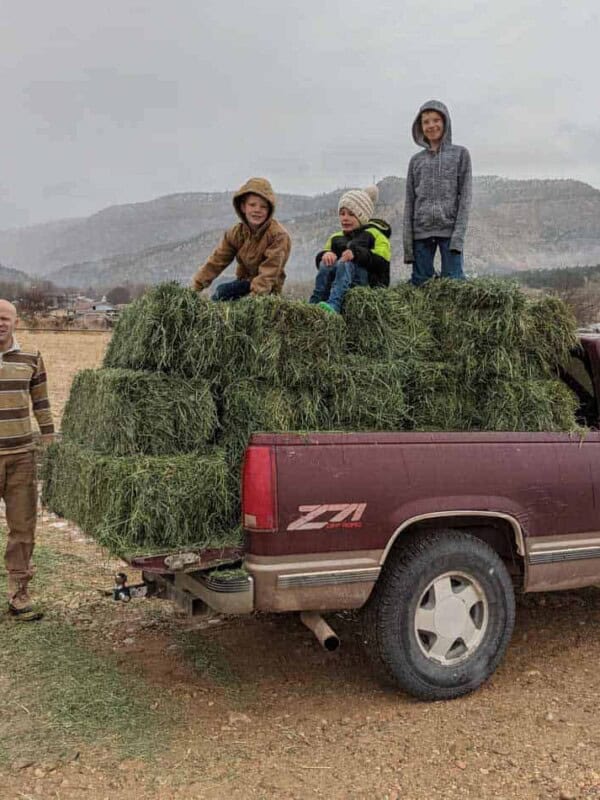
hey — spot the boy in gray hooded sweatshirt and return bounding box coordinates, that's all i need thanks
[403,100,472,287]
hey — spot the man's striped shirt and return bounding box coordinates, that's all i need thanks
[0,339,54,454]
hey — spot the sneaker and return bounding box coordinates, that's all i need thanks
[317,301,338,314]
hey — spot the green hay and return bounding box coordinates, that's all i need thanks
[62,368,218,456]
[221,295,346,388]
[477,379,580,432]
[104,283,227,380]
[45,279,582,559]
[401,361,474,431]
[522,294,579,376]
[219,377,326,464]
[104,284,345,390]
[42,441,240,556]
[403,355,579,432]
[323,357,411,431]
[343,285,435,361]
[421,278,578,382]
[422,278,531,380]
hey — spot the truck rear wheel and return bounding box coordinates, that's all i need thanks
[372,530,515,700]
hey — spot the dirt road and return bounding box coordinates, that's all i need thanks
[2,513,600,800]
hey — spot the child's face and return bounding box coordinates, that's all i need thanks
[339,207,361,233]
[241,194,270,228]
[421,110,445,146]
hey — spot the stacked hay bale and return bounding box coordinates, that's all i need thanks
[341,280,579,432]
[43,288,240,554]
[43,284,345,555]
[43,279,580,557]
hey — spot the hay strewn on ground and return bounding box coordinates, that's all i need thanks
[44,278,582,555]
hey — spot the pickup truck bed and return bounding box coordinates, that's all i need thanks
[129,334,600,701]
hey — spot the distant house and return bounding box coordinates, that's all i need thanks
[71,295,121,327]
[91,295,116,313]
[42,291,78,309]
[73,296,96,313]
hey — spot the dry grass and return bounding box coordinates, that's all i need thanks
[17,329,111,426]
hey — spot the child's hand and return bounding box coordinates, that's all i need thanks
[321,252,337,266]
[340,249,354,262]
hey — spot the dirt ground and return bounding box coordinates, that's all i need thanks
[1,331,600,800]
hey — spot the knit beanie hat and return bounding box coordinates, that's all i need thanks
[338,185,379,225]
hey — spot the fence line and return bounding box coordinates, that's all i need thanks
[18,328,111,333]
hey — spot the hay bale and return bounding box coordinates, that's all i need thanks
[222,295,346,388]
[420,278,530,381]
[104,283,227,380]
[323,357,411,431]
[42,441,240,555]
[421,278,578,382]
[343,285,435,361]
[522,294,578,377]
[105,284,345,390]
[401,361,474,431]
[404,357,579,432]
[62,368,218,456]
[219,377,325,463]
[477,379,580,432]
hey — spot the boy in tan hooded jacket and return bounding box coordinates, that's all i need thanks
[191,177,291,300]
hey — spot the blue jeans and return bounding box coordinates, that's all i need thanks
[212,279,251,301]
[410,237,466,287]
[309,260,369,313]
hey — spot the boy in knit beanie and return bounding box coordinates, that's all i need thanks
[309,185,391,313]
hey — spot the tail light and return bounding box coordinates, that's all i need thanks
[242,445,278,532]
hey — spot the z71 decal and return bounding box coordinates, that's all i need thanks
[287,503,367,531]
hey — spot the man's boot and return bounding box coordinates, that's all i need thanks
[7,576,43,622]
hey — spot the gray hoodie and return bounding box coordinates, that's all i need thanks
[402,100,472,263]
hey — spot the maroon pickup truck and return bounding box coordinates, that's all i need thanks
[130,332,600,700]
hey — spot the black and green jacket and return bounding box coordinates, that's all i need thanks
[315,218,392,287]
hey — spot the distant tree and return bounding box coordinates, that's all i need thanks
[18,287,51,314]
[37,278,58,294]
[106,285,132,305]
[509,264,600,325]
[0,281,25,301]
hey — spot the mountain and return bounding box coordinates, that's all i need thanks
[0,189,342,276]
[0,262,31,284]
[2,176,600,288]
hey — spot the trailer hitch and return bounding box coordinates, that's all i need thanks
[112,572,150,602]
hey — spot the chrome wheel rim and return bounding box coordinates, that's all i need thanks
[414,571,489,665]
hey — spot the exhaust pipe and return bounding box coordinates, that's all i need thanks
[300,611,340,652]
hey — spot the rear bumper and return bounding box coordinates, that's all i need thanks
[245,550,381,612]
[145,569,254,615]
[133,547,381,615]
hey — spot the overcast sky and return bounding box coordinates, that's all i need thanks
[0,0,598,228]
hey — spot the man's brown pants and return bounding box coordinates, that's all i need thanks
[1,451,37,592]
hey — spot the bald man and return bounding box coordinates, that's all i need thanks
[0,299,54,621]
